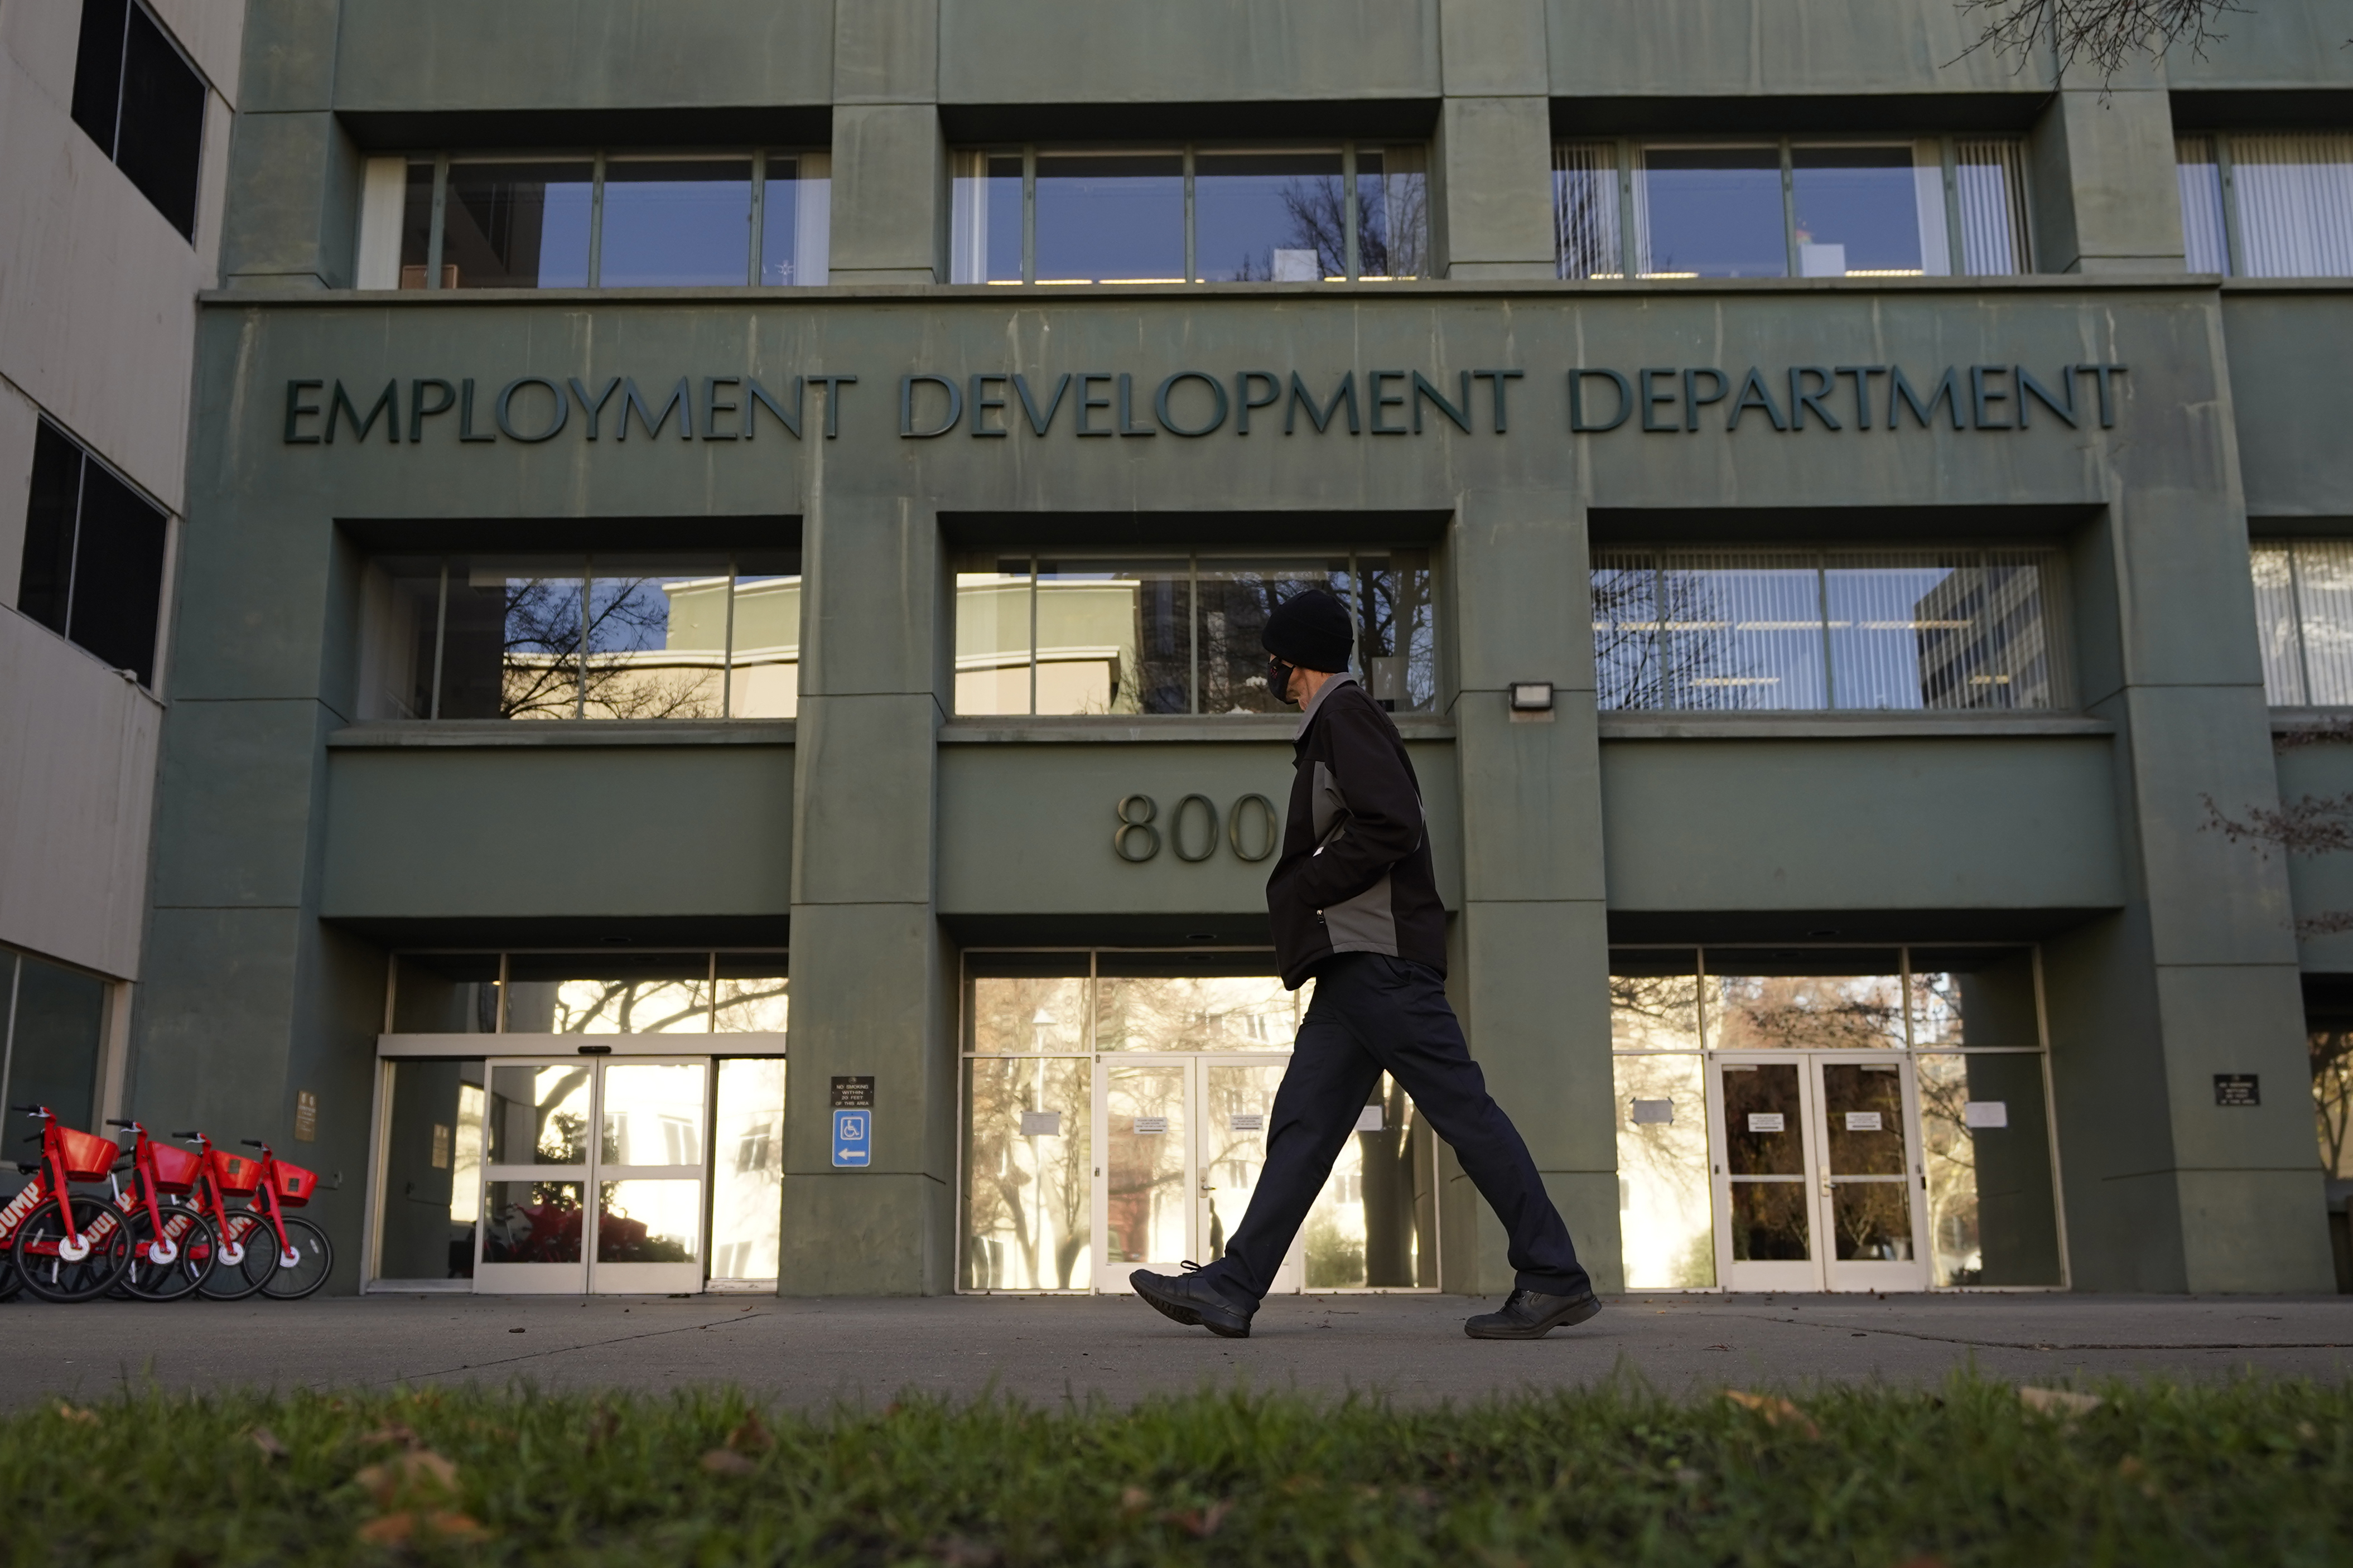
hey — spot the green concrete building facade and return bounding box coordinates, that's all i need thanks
[124,0,2353,1296]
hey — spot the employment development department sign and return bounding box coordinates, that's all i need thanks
[283,363,2126,447]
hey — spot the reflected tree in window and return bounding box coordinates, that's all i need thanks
[1915,1056,1983,1285]
[498,575,724,720]
[1591,562,1752,709]
[1712,976,1907,1050]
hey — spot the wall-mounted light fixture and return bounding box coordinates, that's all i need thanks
[1509,682,1555,712]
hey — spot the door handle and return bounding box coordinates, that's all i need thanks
[1199,1183,1217,1193]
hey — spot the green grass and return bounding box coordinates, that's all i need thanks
[1,1372,2346,1565]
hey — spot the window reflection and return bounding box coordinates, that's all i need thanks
[1638,146,1785,277]
[1193,150,1344,281]
[1035,153,1185,283]
[1709,968,1908,1051]
[599,158,753,287]
[443,161,594,288]
[1790,144,1937,276]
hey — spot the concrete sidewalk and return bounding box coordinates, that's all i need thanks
[6,1292,2350,1409]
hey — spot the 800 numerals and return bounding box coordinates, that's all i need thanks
[1114,794,1279,863]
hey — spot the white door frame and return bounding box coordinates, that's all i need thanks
[1811,1054,1931,1293]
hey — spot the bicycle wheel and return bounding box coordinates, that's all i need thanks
[258,1215,333,1300]
[123,1206,218,1301]
[197,1209,274,1301]
[16,1195,134,1302]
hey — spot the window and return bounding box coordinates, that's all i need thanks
[71,0,207,240]
[352,152,830,291]
[1592,547,2069,712]
[952,549,1435,716]
[358,552,800,721]
[2177,132,2353,277]
[1555,138,2031,279]
[16,419,168,687]
[388,952,788,1035]
[2250,539,2353,705]
[951,144,1428,284]
[0,947,109,1133]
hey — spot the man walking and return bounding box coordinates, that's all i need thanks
[1129,588,1602,1340]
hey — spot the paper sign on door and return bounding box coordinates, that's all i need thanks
[1354,1106,1384,1132]
[1747,1112,1785,1133]
[1133,1117,1168,1135]
[1630,1099,1674,1125]
[1019,1110,1062,1137]
[1229,1113,1263,1132]
[1963,1101,2009,1128]
[1845,1111,1883,1132]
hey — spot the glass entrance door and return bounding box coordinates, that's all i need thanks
[1097,1056,1301,1294]
[1708,1054,1928,1292]
[476,1057,707,1293]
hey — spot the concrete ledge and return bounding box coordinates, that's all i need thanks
[940,715,1456,743]
[1599,714,2118,741]
[327,721,795,748]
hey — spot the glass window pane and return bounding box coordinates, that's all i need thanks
[1036,558,1189,714]
[760,154,830,287]
[2294,541,2353,705]
[1637,146,1785,278]
[361,558,442,720]
[6,953,106,1130]
[600,1062,707,1166]
[1554,140,1622,278]
[582,563,729,720]
[504,954,715,1034]
[955,565,1034,715]
[1789,144,1931,276]
[2251,543,2307,704]
[950,152,1025,284]
[1196,558,1349,713]
[113,2,205,240]
[17,422,81,640]
[399,160,437,288]
[1954,138,2032,276]
[962,1056,1094,1289]
[484,1066,592,1166]
[437,563,585,721]
[1357,551,1436,712]
[1033,153,1184,283]
[597,1178,701,1262]
[64,458,166,686]
[711,1058,786,1280]
[726,572,801,718]
[390,953,501,1034]
[1827,552,1986,710]
[1660,551,1825,709]
[1614,1054,1714,1287]
[712,959,788,1034]
[481,1180,583,1262]
[1094,963,1305,1052]
[1303,1074,1435,1287]
[1917,1052,2062,1285]
[599,158,754,287]
[444,161,593,288]
[2229,131,2353,279]
[1706,955,1907,1049]
[1907,948,2041,1049]
[377,1059,485,1281]
[1357,146,1429,279]
[1611,957,1703,1051]
[1192,149,1343,282]
[968,970,1089,1055]
[1105,1060,1187,1263]
[2177,134,2229,274]
[1592,552,1659,710]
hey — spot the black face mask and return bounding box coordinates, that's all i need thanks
[1268,655,1295,704]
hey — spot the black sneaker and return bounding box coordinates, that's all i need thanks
[1130,1263,1254,1339]
[1463,1287,1603,1340]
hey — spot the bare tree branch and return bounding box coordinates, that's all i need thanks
[1954,0,2241,79]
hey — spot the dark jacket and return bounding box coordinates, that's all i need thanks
[1265,676,1448,989]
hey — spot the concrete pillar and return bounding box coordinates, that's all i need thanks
[218,0,355,290]
[1441,492,1621,1292]
[1431,0,1556,281]
[2029,61,2187,273]
[828,0,944,284]
[778,493,953,1294]
[2042,365,2335,1291]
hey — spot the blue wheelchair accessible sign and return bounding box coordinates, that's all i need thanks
[831,1076,875,1168]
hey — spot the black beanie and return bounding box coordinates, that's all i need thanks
[1262,588,1354,673]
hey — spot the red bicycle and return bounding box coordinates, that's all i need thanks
[209,1138,332,1300]
[0,1107,133,1302]
[176,1132,275,1301]
[106,1120,220,1301]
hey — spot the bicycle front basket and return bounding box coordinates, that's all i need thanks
[147,1142,203,1195]
[208,1151,261,1196]
[273,1161,318,1208]
[56,1127,122,1183]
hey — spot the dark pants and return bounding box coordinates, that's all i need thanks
[1200,952,1591,1306]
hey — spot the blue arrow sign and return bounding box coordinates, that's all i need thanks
[832,1108,871,1168]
